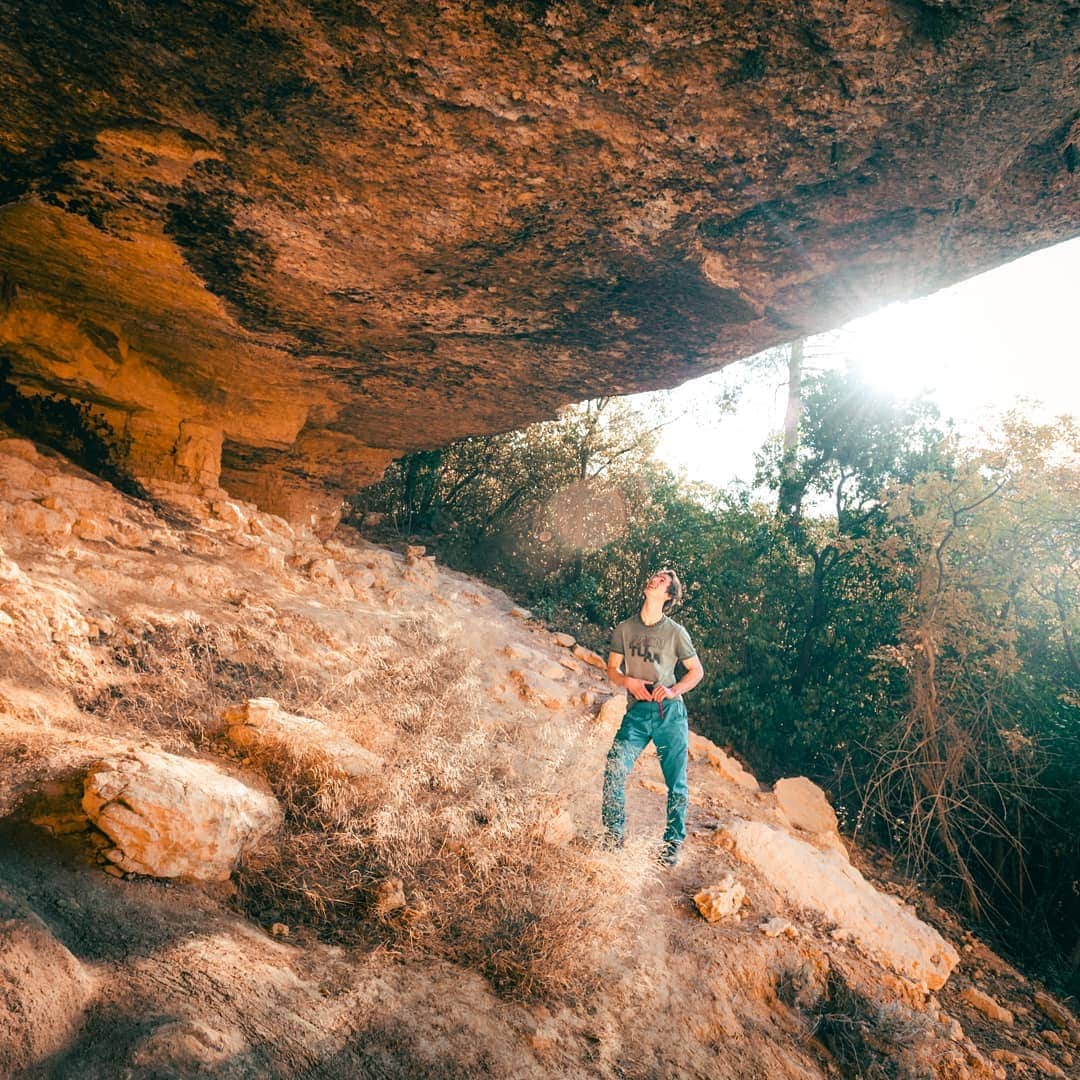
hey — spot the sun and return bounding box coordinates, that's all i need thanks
[837,238,1080,424]
[842,299,970,403]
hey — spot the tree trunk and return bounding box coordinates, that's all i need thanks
[779,338,804,519]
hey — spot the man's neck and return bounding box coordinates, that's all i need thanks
[639,599,666,626]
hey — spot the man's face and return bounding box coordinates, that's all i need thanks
[644,570,674,600]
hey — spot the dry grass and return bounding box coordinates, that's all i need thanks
[808,969,933,1079]
[225,615,652,1003]
[67,602,653,1002]
[76,613,298,747]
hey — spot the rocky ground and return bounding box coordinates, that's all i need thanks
[1,431,1077,1079]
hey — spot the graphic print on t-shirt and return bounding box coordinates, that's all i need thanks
[611,615,697,689]
[628,634,662,665]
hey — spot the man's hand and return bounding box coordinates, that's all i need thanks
[651,684,679,702]
[624,677,653,701]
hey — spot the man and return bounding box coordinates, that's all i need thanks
[602,568,704,866]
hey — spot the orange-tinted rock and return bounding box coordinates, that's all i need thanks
[223,697,385,780]
[727,818,959,991]
[694,876,746,923]
[82,751,282,881]
[1,3,1075,518]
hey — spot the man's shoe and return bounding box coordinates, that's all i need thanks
[659,841,681,867]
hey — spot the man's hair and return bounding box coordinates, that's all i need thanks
[657,568,683,613]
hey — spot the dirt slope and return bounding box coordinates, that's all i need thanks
[1,432,1077,1079]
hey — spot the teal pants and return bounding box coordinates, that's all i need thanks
[602,697,689,846]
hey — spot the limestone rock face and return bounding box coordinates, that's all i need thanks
[774,777,839,835]
[773,775,846,856]
[0,891,94,1075]
[82,751,283,880]
[688,732,760,792]
[2,4,1080,518]
[6,4,1072,518]
[223,697,385,779]
[728,819,959,991]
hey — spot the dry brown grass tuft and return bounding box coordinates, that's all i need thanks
[809,969,933,1078]
[77,614,296,746]
[230,617,651,1002]
[75,601,651,1002]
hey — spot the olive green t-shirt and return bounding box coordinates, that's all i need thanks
[610,614,697,690]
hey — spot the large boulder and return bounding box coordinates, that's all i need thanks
[773,775,846,855]
[82,751,282,880]
[0,891,94,1075]
[727,819,958,991]
[773,776,838,834]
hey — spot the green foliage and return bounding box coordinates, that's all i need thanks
[348,369,1079,988]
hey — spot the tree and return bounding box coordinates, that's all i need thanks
[860,416,1080,939]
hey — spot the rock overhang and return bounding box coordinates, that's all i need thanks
[1,0,1077,523]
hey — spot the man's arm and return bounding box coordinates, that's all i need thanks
[607,651,652,701]
[653,655,704,702]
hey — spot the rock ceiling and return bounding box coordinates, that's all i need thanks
[1,0,1077,521]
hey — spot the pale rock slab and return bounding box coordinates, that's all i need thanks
[129,1019,247,1075]
[595,695,627,732]
[773,776,839,836]
[0,891,94,1075]
[694,875,746,923]
[223,698,385,779]
[773,775,847,857]
[572,644,606,669]
[83,751,282,881]
[687,732,760,792]
[510,669,566,711]
[551,632,576,647]
[960,986,1014,1025]
[727,819,958,991]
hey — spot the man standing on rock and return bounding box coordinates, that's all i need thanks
[602,569,703,866]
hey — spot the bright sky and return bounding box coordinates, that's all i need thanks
[646,235,1080,491]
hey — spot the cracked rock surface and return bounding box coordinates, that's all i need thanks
[82,750,282,880]
[1,1,1078,518]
